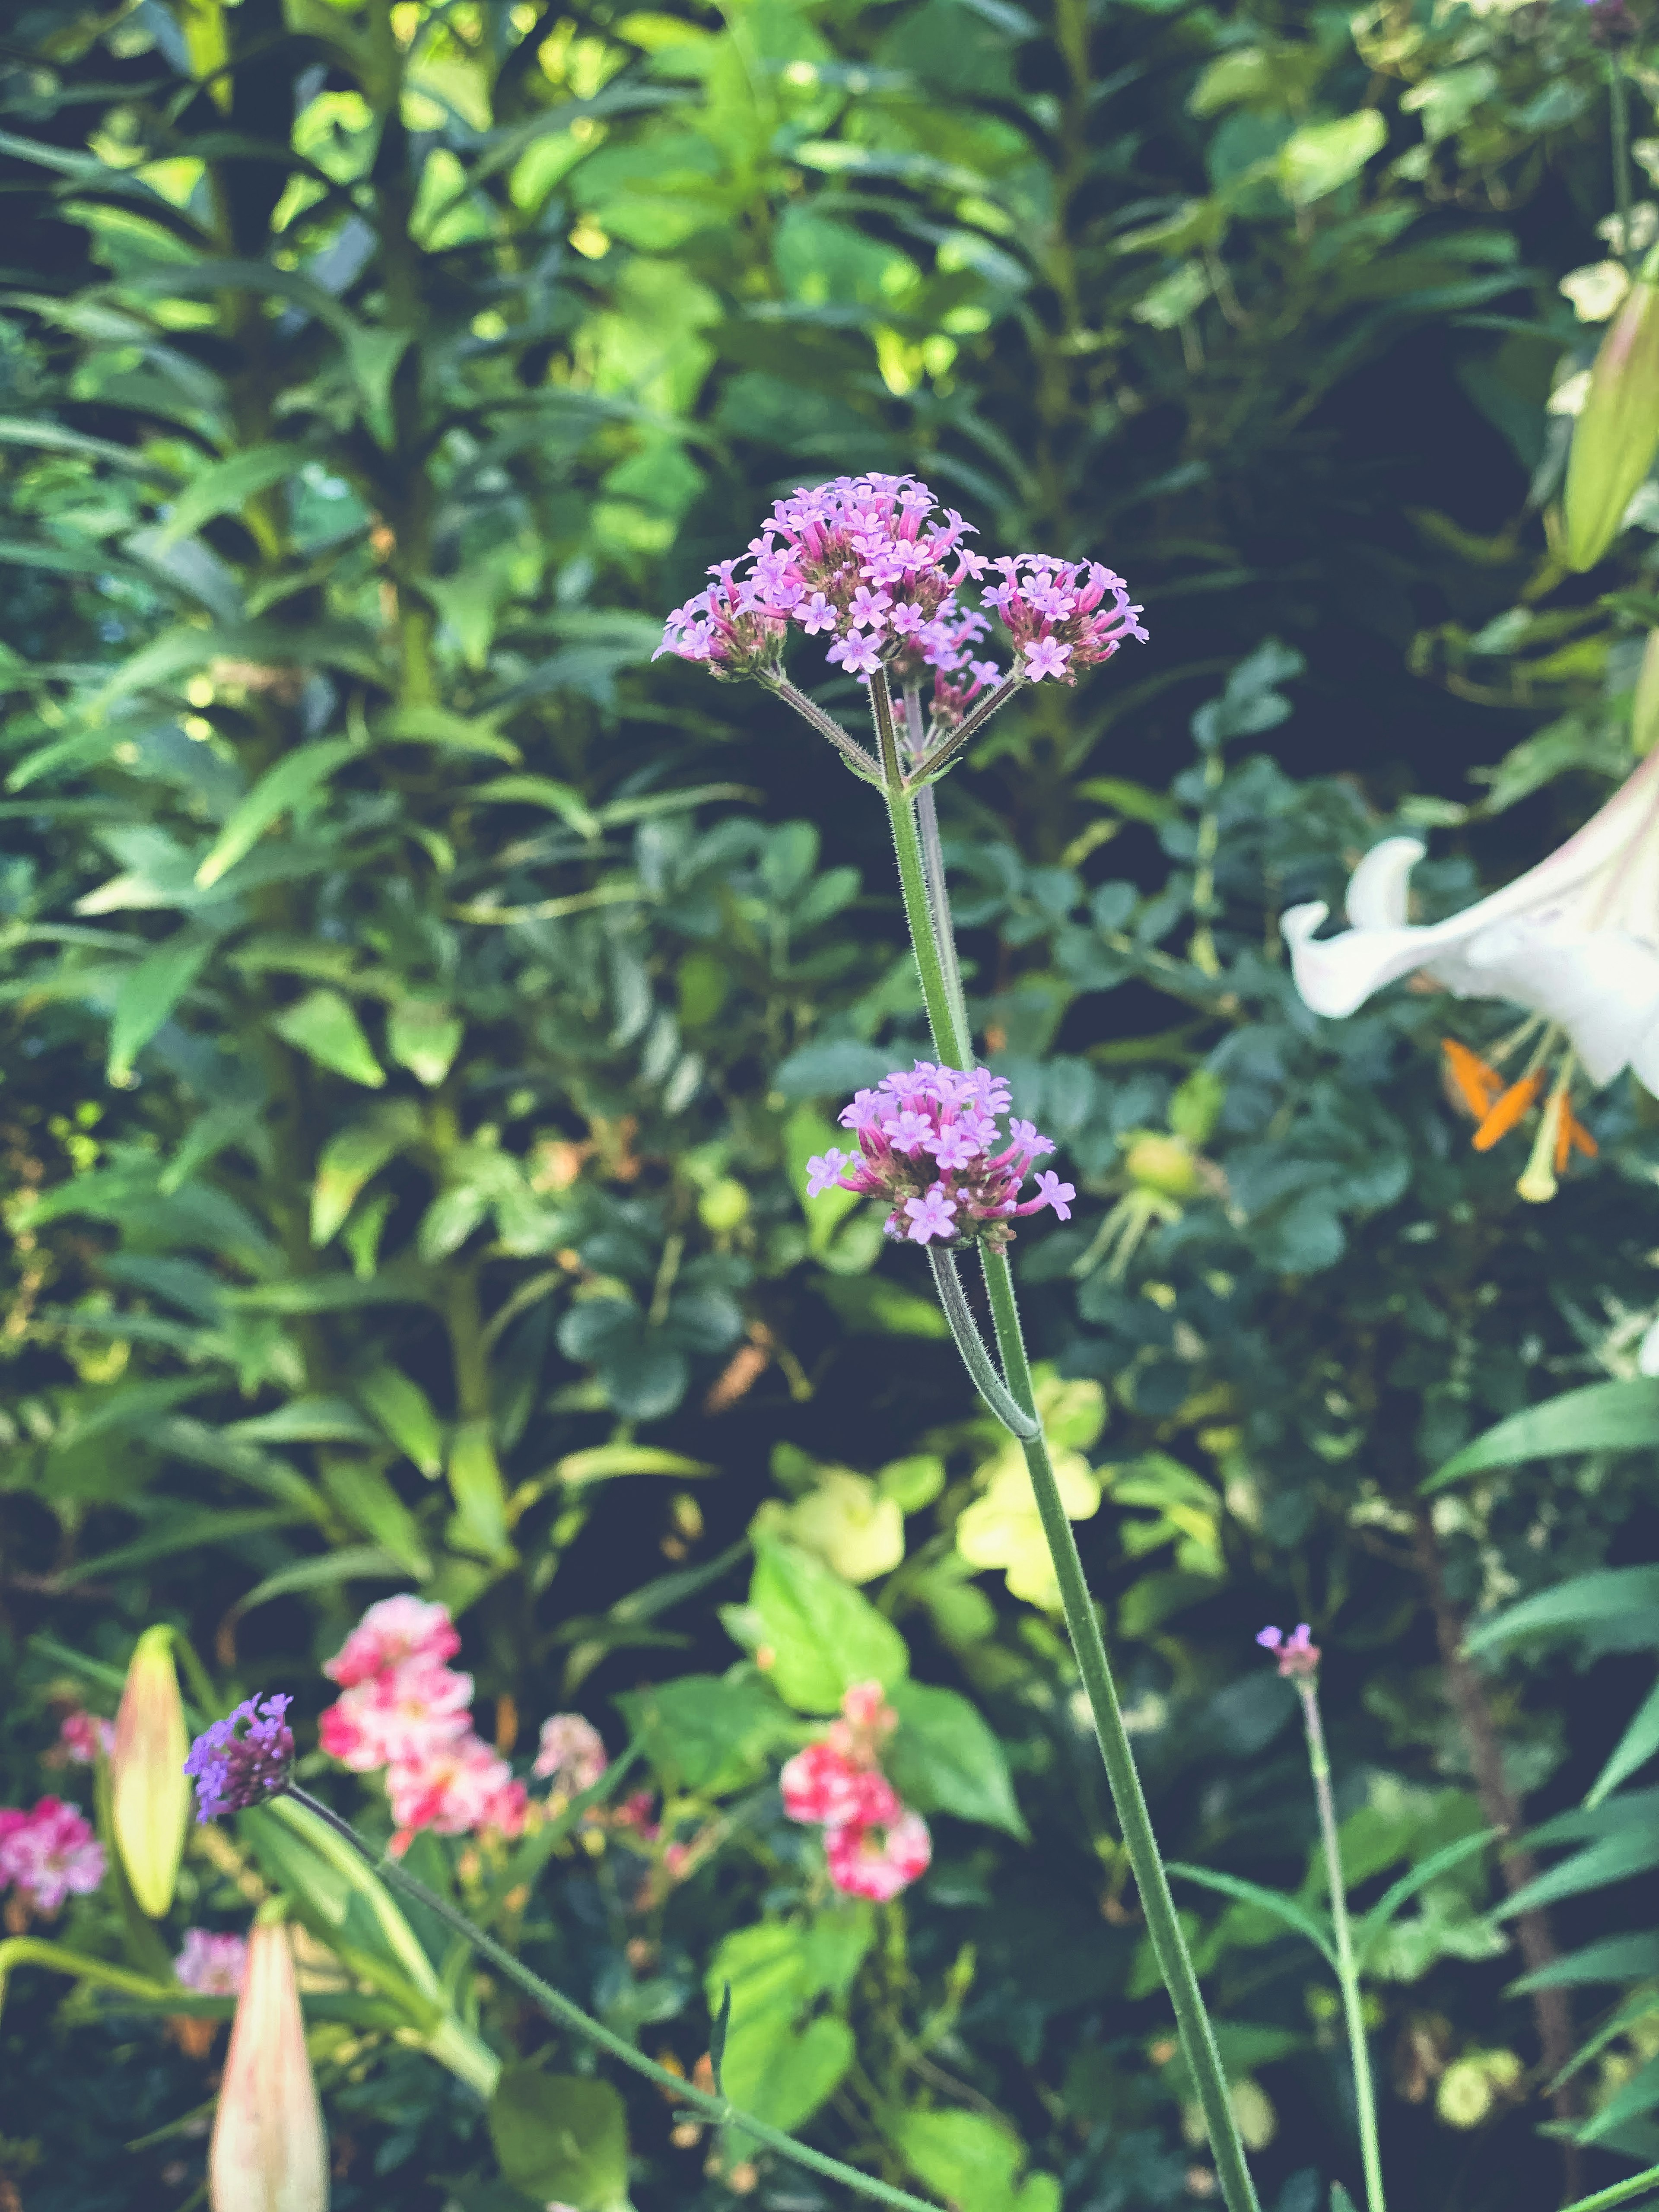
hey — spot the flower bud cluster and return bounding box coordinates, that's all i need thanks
[982,554,1147,683]
[1256,1623,1320,1679]
[807,1062,1075,1249]
[320,1595,528,1853]
[184,1695,296,1821]
[0,1796,105,1918]
[175,1926,249,1995]
[779,1681,931,1903]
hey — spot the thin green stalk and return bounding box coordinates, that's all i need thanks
[1610,57,1634,270]
[903,683,973,1052]
[879,779,1260,2212]
[1560,2165,1659,2212]
[1297,1677,1386,2212]
[925,1246,1038,1439]
[287,1789,939,2212]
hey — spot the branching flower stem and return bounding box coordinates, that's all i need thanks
[1295,1676,1386,2212]
[874,738,1262,2212]
[286,1788,939,2212]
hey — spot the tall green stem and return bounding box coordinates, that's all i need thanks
[878,775,1261,2212]
[1298,1678,1386,2212]
[1610,58,1634,270]
[287,1789,939,2212]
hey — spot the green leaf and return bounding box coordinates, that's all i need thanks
[195,739,355,888]
[888,2106,1052,2212]
[1494,1826,1659,1920]
[318,1456,432,1578]
[747,1539,909,1714]
[613,1674,792,1794]
[106,928,217,1082]
[372,705,520,762]
[1165,1863,1339,1968]
[1508,1932,1659,1992]
[226,1265,432,1312]
[1424,1381,1659,1493]
[223,1397,381,1444]
[357,1365,447,1478]
[886,1679,1028,1839]
[386,999,464,1087]
[447,1418,512,1560]
[53,1507,311,1586]
[310,1104,423,1244]
[232,1545,410,1615]
[1586,1675,1659,1808]
[270,987,385,1087]
[1463,1567,1659,1655]
[1276,111,1387,208]
[554,1444,717,1488]
[487,2070,630,2210]
[470,773,600,838]
[154,442,304,550]
[1352,1830,1499,1966]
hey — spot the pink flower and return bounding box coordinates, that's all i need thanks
[0,1797,105,1914]
[612,1789,660,1840]
[1257,1624,1321,1679]
[385,1735,525,1846]
[175,1928,249,1996]
[807,1062,1073,1251]
[824,1808,932,1901]
[532,1713,609,1793]
[48,1710,115,1766]
[984,553,1145,685]
[318,1662,473,1773]
[1023,637,1073,681]
[323,1595,461,1688]
[780,1743,901,1829]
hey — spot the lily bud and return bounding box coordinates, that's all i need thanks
[1564,248,1659,571]
[111,1626,190,1917]
[210,1913,329,2212]
[1634,628,1659,757]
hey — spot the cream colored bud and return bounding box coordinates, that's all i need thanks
[111,1625,190,1917]
[1564,261,1659,571]
[210,1916,330,2212]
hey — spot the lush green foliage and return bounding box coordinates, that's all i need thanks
[2,0,1659,2206]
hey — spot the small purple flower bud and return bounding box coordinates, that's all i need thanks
[1257,1624,1320,1679]
[184,1696,296,1821]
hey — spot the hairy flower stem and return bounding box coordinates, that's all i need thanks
[286,1788,938,2212]
[1296,1677,1386,2212]
[925,1247,1038,1439]
[879,777,1261,2212]
[902,683,973,1053]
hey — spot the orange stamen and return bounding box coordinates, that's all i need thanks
[1441,1038,1503,1120]
[1557,1109,1598,1169]
[1471,1071,1544,1151]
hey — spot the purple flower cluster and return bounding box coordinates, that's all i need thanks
[807,1062,1076,1249]
[655,473,1144,734]
[983,554,1147,685]
[184,1695,295,1821]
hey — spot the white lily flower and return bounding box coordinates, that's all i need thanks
[1282,744,1659,1096]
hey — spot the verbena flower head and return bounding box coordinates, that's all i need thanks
[175,1926,249,1996]
[983,554,1147,684]
[656,473,990,687]
[1257,1624,1320,1680]
[184,1696,295,1821]
[807,1062,1075,1249]
[0,1796,105,1914]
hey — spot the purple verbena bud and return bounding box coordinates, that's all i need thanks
[184,1695,296,1821]
[1257,1624,1320,1679]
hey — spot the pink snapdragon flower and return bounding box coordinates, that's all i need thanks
[983,554,1147,683]
[384,1735,528,1850]
[175,1928,249,1996]
[824,1808,933,1902]
[0,1796,105,1914]
[533,1714,609,1795]
[806,1063,1075,1248]
[323,1594,461,1687]
[1257,1624,1321,1679]
[317,1662,474,1772]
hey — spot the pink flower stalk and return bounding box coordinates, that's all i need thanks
[0,1796,105,1914]
[982,553,1147,684]
[184,1697,294,1821]
[317,1661,474,1772]
[175,1927,249,1996]
[780,1742,902,1829]
[612,1789,661,1841]
[806,1062,1075,1248]
[824,1808,933,1902]
[323,1593,461,1687]
[1257,1624,1321,1679]
[533,1713,609,1794]
[46,1710,116,1766]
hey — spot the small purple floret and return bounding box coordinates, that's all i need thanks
[183,1694,295,1821]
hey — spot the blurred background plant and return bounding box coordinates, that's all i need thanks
[2,0,1659,2205]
